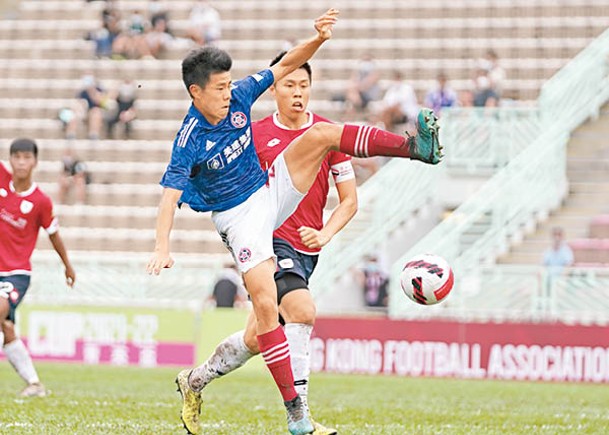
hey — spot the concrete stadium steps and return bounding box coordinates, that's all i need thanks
[35,226,226,254]
[498,104,609,266]
[34,160,165,185]
[38,182,163,207]
[2,17,608,41]
[0,37,593,62]
[0,57,565,83]
[54,204,216,232]
[34,139,171,163]
[15,0,609,21]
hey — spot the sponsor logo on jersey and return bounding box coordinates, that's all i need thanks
[231,112,247,129]
[238,247,252,263]
[0,208,27,229]
[267,138,281,148]
[20,200,33,214]
[278,258,294,269]
[205,139,216,151]
[206,154,224,170]
[223,128,251,164]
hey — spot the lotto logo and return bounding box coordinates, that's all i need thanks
[238,248,252,263]
[231,112,247,128]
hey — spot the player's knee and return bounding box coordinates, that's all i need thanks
[289,303,316,326]
[250,293,278,322]
[306,122,337,148]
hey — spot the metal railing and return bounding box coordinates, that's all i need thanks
[389,27,609,318]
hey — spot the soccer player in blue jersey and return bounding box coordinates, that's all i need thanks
[147,8,442,435]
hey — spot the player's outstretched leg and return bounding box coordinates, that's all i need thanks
[175,369,202,435]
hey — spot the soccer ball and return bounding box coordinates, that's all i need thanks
[400,254,454,305]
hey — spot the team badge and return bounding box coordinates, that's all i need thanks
[231,112,247,128]
[20,200,33,214]
[207,154,224,170]
[10,290,19,303]
[238,247,252,263]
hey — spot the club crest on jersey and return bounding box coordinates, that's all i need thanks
[20,200,33,214]
[207,154,224,170]
[231,112,247,128]
[238,247,252,263]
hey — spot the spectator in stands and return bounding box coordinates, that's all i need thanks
[187,0,222,46]
[357,255,389,308]
[208,264,247,308]
[339,53,381,118]
[105,78,137,139]
[65,74,108,140]
[58,148,90,205]
[86,0,121,58]
[424,71,457,117]
[481,49,506,96]
[142,15,174,59]
[472,68,499,108]
[542,227,574,276]
[376,70,419,133]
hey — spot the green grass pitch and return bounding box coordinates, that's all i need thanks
[1,362,608,434]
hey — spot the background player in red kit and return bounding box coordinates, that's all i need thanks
[0,138,75,397]
[186,53,357,434]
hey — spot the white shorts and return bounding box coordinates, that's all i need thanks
[212,152,305,274]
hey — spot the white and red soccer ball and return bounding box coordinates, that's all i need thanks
[400,254,454,305]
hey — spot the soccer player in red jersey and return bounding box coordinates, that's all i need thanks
[185,53,357,435]
[0,138,76,397]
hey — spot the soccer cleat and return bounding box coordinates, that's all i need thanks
[311,417,338,435]
[407,108,443,165]
[285,395,314,435]
[20,382,48,397]
[175,369,202,435]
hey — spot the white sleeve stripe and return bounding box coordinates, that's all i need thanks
[45,217,59,235]
[177,118,198,148]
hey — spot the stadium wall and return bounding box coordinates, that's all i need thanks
[311,317,609,383]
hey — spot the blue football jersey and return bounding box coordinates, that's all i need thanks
[160,69,274,212]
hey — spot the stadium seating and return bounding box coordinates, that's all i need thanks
[1,0,609,258]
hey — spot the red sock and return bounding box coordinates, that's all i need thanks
[257,326,298,402]
[339,124,411,158]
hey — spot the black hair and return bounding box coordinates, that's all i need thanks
[270,51,312,83]
[9,138,38,158]
[182,46,232,97]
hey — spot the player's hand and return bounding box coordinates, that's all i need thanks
[147,251,175,275]
[314,8,339,41]
[298,226,331,249]
[64,264,76,288]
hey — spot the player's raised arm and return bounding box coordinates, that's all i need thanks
[270,8,339,83]
[147,187,183,275]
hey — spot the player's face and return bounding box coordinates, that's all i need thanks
[272,69,311,117]
[190,71,232,125]
[9,151,37,180]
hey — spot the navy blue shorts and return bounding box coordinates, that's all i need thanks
[0,274,31,324]
[274,238,318,302]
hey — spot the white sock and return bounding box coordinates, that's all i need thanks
[189,330,253,392]
[285,323,313,409]
[4,339,40,385]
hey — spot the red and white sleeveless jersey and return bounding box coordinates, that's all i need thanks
[0,162,58,275]
[253,111,355,254]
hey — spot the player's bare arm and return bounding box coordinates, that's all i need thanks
[269,8,339,83]
[298,178,357,249]
[147,187,182,275]
[48,232,76,287]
